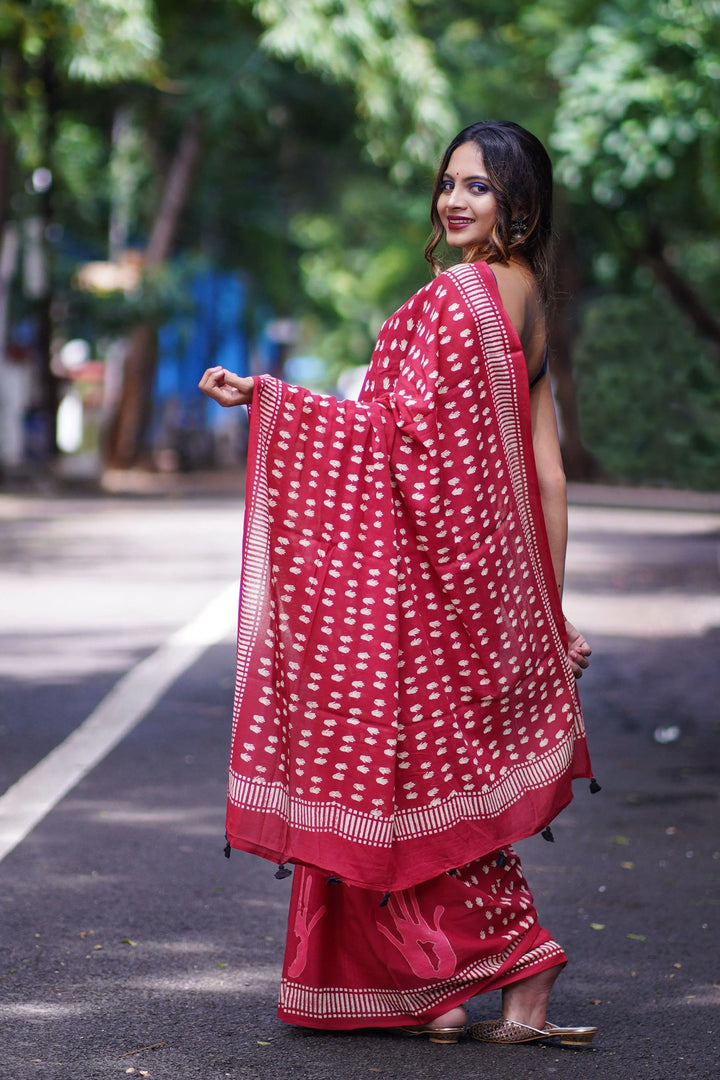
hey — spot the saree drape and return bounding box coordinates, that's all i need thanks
[278,848,567,1028]
[227,260,592,892]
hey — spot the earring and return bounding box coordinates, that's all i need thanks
[510,217,528,243]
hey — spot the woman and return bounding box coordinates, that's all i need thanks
[199,120,597,1047]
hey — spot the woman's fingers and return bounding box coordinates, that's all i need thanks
[198,366,255,407]
[565,619,591,680]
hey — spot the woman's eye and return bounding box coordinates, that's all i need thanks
[469,183,488,195]
[440,180,454,192]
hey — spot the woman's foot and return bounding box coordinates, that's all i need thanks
[426,1005,467,1031]
[387,1005,467,1043]
[500,963,564,1030]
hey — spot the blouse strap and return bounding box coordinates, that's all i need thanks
[528,343,549,390]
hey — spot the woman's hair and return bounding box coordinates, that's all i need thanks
[425,120,554,300]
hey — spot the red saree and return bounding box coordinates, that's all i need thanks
[227,260,591,895]
[278,849,567,1028]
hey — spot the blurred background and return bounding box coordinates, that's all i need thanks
[1,0,719,490]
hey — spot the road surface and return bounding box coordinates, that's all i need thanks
[0,482,718,1080]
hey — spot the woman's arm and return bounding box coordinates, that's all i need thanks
[530,375,591,677]
[530,375,567,597]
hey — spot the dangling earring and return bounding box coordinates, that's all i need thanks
[510,217,528,243]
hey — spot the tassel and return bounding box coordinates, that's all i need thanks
[496,851,508,868]
[541,826,555,843]
[274,863,292,880]
[223,841,231,859]
[589,777,602,794]
[379,892,391,907]
[327,876,342,885]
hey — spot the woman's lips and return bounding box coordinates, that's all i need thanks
[446,217,474,231]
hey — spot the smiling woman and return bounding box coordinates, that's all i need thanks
[436,143,499,253]
[425,119,555,303]
[199,119,597,1050]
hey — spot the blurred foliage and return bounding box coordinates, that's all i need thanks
[551,0,720,208]
[575,286,720,489]
[1,0,719,484]
[253,0,458,179]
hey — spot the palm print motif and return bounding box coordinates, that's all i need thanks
[287,867,327,978]
[376,887,457,979]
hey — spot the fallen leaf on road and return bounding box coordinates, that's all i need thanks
[610,835,630,846]
[120,939,137,946]
[121,1043,166,1058]
[621,861,634,870]
[257,1040,271,1046]
[590,923,605,930]
[590,999,602,1005]
[626,933,646,941]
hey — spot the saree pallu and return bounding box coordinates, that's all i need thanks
[227,260,592,892]
[279,848,567,1027]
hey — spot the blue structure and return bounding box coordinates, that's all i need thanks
[152,270,254,468]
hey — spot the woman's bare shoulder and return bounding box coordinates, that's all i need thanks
[490,260,545,360]
[491,259,538,308]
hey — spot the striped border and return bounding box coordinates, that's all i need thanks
[448,263,580,716]
[228,737,573,845]
[279,938,565,1021]
[230,379,283,741]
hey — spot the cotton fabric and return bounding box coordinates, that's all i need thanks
[278,848,567,1028]
[226,260,592,892]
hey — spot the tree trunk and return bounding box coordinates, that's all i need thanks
[34,52,60,459]
[0,130,14,239]
[104,113,203,469]
[641,225,720,352]
[548,227,600,481]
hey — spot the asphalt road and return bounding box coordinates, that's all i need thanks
[0,481,718,1080]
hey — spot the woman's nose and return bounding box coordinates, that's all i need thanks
[447,186,467,209]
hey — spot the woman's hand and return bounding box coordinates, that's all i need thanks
[198,366,254,407]
[565,618,591,679]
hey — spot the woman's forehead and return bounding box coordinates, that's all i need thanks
[446,142,487,176]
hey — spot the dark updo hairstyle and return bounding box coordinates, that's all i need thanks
[425,120,554,301]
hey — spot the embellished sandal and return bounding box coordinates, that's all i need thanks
[387,1023,464,1045]
[468,1018,597,1046]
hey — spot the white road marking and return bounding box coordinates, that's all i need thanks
[0,582,238,865]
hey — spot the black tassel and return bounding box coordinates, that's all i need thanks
[327,876,342,885]
[224,841,231,859]
[379,891,391,907]
[589,777,602,794]
[496,851,508,868]
[541,826,555,843]
[274,863,292,880]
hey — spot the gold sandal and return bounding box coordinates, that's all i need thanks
[387,1023,464,1044]
[468,1018,597,1046]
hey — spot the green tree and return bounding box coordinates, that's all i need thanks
[0,0,158,459]
[550,0,720,347]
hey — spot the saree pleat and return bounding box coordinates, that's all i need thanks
[278,848,567,1028]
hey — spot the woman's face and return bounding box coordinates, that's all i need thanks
[436,142,499,254]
